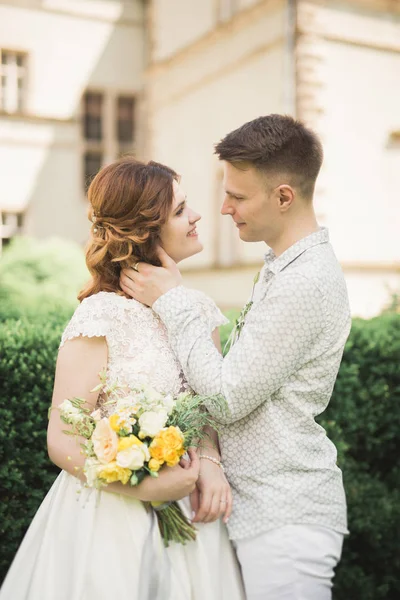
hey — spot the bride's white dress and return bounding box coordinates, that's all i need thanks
[0,291,244,600]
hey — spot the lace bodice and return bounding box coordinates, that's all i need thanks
[60,291,227,410]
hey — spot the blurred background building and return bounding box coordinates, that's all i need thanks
[1,0,399,316]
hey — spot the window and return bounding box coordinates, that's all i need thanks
[0,49,27,113]
[117,96,135,145]
[84,152,103,189]
[82,92,104,190]
[0,211,24,251]
[81,91,136,191]
[83,92,103,141]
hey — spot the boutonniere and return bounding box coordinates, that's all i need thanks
[224,271,260,353]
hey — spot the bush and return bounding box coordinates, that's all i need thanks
[318,314,400,600]
[0,236,87,321]
[0,315,70,581]
[0,236,84,581]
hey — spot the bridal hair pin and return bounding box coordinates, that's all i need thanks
[91,211,99,233]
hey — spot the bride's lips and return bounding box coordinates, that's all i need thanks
[187,227,198,237]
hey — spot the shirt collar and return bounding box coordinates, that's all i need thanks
[264,227,329,275]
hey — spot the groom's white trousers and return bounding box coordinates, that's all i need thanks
[234,524,343,600]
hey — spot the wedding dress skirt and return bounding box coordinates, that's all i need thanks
[0,471,244,600]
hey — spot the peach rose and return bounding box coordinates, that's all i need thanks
[92,417,118,464]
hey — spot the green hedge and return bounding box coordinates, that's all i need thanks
[0,236,87,321]
[0,310,399,597]
[0,315,67,581]
[320,315,400,600]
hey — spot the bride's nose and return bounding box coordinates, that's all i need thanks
[189,210,201,223]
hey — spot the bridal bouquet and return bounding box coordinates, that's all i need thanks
[58,372,225,546]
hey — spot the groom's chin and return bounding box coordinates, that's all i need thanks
[237,229,252,241]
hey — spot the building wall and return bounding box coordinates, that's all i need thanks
[296,0,400,316]
[151,0,216,61]
[147,0,292,279]
[0,0,145,245]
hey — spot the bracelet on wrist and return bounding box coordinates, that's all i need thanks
[199,454,225,472]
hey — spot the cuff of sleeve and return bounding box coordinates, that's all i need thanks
[152,285,194,324]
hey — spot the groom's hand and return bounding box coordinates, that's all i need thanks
[120,247,182,307]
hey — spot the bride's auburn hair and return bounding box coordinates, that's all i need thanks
[78,157,178,302]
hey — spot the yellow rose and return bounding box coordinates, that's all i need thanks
[164,449,180,467]
[159,427,184,451]
[99,461,131,485]
[117,435,142,452]
[92,418,118,464]
[149,440,165,462]
[148,458,162,472]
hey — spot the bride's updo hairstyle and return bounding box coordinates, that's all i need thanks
[78,157,178,302]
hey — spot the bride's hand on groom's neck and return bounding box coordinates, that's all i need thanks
[120,246,182,307]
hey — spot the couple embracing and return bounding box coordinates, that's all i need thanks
[1,114,350,600]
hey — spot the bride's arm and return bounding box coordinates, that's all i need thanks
[191,328,232,525]
[47,336,199,502]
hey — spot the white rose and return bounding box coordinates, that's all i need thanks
[143,385,163,403]
[138,410,168,438]
[59,399,82,424]
[116,445,149,470]
[84,458,102,487]
[162,394,175,415]
[116,395,137,412]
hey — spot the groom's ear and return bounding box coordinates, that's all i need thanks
[277,185,295,212]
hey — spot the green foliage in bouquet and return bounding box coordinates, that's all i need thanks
[168,391,226,447]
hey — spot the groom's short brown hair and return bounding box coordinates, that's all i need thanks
[215,114,323,199]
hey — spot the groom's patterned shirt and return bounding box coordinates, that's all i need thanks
[153,228,351,540]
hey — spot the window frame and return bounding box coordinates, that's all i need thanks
[0,48,28,114]
[81,90,137,192]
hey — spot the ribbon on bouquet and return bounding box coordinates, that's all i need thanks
[138,505,171,600]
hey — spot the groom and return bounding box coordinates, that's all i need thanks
[121,114,351,599]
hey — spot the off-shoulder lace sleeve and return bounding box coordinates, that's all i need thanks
[60,293,112,347]
[186,289,228,332]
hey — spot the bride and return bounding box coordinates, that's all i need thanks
[0,158,244,600]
